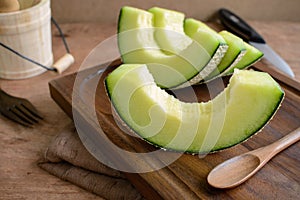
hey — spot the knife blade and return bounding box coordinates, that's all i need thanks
[218,8,295,78]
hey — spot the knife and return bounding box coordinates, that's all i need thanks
[218,8,295,78]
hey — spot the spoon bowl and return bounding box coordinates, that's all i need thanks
[207,127,300,189]
[208,154,260,188]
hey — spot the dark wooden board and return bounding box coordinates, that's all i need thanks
[49,59,300,200]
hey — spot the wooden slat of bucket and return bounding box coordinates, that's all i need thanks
[0,0,52,80]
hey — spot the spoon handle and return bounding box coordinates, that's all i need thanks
[254,127,300,160]
[269,127,300,153]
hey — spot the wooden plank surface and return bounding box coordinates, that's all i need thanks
[1,21,300,199]
[49,25,300,199]
[49,60,300,200]
[0,23,115,200]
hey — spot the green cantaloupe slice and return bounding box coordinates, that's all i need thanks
[118,6,264,87]
[225,42,264,75]
[147,9,229,85]
[205,31,246,81]
[106,64,284,153]
[183,18,228,84]
[118,6,211,88]
[148,7,192,54]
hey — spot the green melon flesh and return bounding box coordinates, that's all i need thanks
[183,18,228,84]
[148,7,192,54]
[106,64,284,153]
[118,6,212,88]
[225,42,264,75]
[205,31,246,81]
[184,18,227,56]
[146,10,229,86]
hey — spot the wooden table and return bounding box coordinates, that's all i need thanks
[0,21,299,199]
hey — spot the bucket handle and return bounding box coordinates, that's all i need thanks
[0,17,74,74]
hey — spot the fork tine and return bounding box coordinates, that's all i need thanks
[16,105,39,123]
[9,107,36,125]
[1,110,33,127]
[21,100,43,119]
[0,88,42,126]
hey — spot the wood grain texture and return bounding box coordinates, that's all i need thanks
[0,0,52,79]
[49,59,300,199]
[207,127,300,189]
[1,21,300,199]
[0,23,115,200]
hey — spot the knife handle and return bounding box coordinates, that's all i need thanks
[218,8,265,44]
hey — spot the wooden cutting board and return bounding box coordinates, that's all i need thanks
[49,59,300,200]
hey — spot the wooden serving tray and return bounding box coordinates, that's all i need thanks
[49,60,300,199]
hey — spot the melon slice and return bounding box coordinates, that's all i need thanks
[225,42,264,75]
[118,6,264,88]
[147,9,228,86]
[205,31,246,81]
[105,64,284,153]
[148,7,192,54]
[118,6,212,88]
[183,18,228,84]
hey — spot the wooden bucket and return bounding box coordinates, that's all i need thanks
[0,0,53,79]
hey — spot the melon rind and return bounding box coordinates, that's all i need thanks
[117,6,264,88]
[183,18,228,85]
[105,64,284,153]
[118,6,211,89]
[178,44,228,88]
[204,31,246,82]
[225,42,264,75]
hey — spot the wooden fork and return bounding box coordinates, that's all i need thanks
[0,88,43,126]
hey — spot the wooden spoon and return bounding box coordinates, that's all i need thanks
[207,127,300,189]
[0,0,20,12]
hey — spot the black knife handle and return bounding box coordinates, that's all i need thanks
[218,8,265,43]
